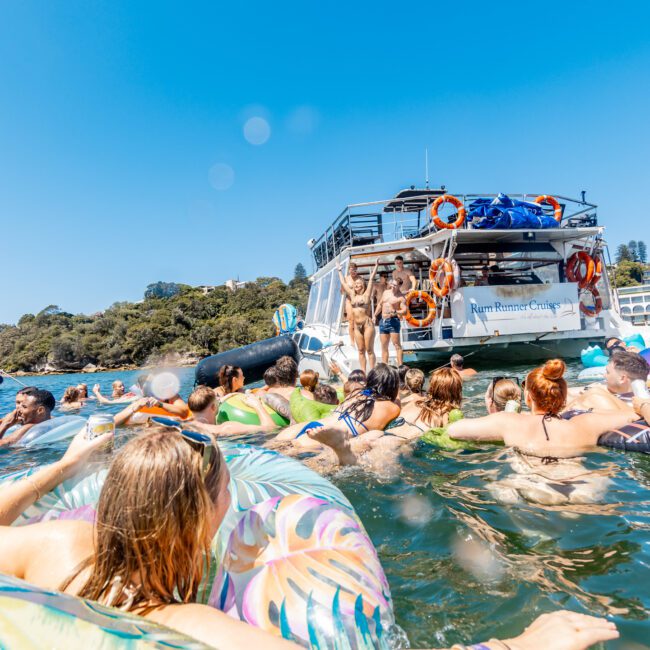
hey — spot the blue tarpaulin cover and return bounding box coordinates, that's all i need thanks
[468,193,559,230]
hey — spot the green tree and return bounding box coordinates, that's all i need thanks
[638,240,648,264]
[616,244,632,263]
[628,240,639,262]
[294,263,307,280]
[613,260,645,287]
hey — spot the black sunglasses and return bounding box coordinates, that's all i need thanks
[490,376,521,393]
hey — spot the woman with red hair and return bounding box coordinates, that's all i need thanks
[448,359,644,459]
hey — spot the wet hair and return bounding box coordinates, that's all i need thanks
[77,384,89,398]
[62,386,80,404]
[188,385,217,412]
[416,368,463,427]
[341,363,399,423]
[218,365,243,394]
[313,384,339,405]
[263,365,278,387]
[63,430,225,614]
[525,359,567,415]
[18,387,55,412]
[348,369,366,384]
[610,350,650,381]
[450,354,464,370]
[274,356,299,387]
[343,380,364,397]
[487,378,522,412]
[405,368,425,394]
[300,369,319,393]
[398,364,409,389]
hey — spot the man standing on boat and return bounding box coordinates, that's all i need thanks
[372,271,389,323]
[377,279,407,366]
[392,255,417,292]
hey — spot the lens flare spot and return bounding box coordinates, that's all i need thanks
[243,117,271,145]
[208,163,235,191]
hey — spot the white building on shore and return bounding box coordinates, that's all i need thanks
[618,284,650,325]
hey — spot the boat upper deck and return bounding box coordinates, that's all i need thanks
[309,188,599,270]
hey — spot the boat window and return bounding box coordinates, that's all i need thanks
[315,272,332,324]
[307,337,323,352]
[299,335,311,350]
[325,266,344,327]
[305,281,320,323]
[295,333,306,348]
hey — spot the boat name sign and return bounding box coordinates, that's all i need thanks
[450,283,581,337]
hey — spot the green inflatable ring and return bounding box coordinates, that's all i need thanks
[420,409,477,450]
[289,387,337,423]
[217,393,289,427]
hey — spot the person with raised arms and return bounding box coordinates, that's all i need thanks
[93,380,137,405]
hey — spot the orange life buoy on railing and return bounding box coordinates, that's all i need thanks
[566,251,595,289]
[430,194,466,230]
[429,258,455,297]
[590,254,603,286]
[580,286,603,317]
[534,195,562,222]
[404,291,437,328]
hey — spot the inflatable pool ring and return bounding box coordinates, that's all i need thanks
[16,416,86,449]
[624,332,646,351]
[430,194,466,230]
[0,573,207,649]
[591,254,603,286]
[566,252,595,289]
[581,345,609,369]
[580,286,602,317]
[2,441,395,648]
[404,290,437,328]
[598,420,650,454]
[420,409,476,450]
[533,194,562,222]
[429,259,454,298]
[135,405,192,421]
[289,388,336,423]
[641,348,650,364]
[577,366,607,382]
[218,393,290,427]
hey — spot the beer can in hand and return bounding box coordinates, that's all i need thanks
[85,414,115,440]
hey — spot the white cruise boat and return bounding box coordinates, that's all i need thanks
[293,187,633,377]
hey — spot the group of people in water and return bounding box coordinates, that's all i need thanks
[0,341,645,648]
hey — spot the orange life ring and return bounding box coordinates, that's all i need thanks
[580,286,603,317]
[566,252,595,289]
[534,195,562,222]
[429,258,454,298]
[430,194,466,230]
[590,254,603,286]
[137,405,192,420]
[404,291,437,328]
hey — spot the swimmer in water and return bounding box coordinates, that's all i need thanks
[93,380,138,405]
[214,365,245,399]
[566,350,649,412]
[485,377,522,413]
[0,429,618,649]
[450,353,477,380]
[60,386,84,411]
[337,258,380,373]
[0,387,55,446]
[0,427,295,649]
[447,359,641,458]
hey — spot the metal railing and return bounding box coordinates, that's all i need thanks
[310,191,599,269]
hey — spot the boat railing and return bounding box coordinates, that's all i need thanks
[310,191,598,269]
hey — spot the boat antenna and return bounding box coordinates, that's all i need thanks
[424,148,430,189]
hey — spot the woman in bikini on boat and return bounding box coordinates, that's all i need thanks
[337,258,380,373]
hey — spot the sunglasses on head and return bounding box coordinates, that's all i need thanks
[490,376,521,392]
[151,417,216,476]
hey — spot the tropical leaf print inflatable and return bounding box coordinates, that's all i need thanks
[211,494,393,649]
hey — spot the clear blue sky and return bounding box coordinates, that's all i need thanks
[0,1,648,324]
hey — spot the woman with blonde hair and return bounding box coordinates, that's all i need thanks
[0,427,295,649]
[485,377,522,414]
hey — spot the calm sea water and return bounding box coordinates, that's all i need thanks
[1,364,649,648]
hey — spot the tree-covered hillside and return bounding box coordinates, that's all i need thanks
[0,277,309,372]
